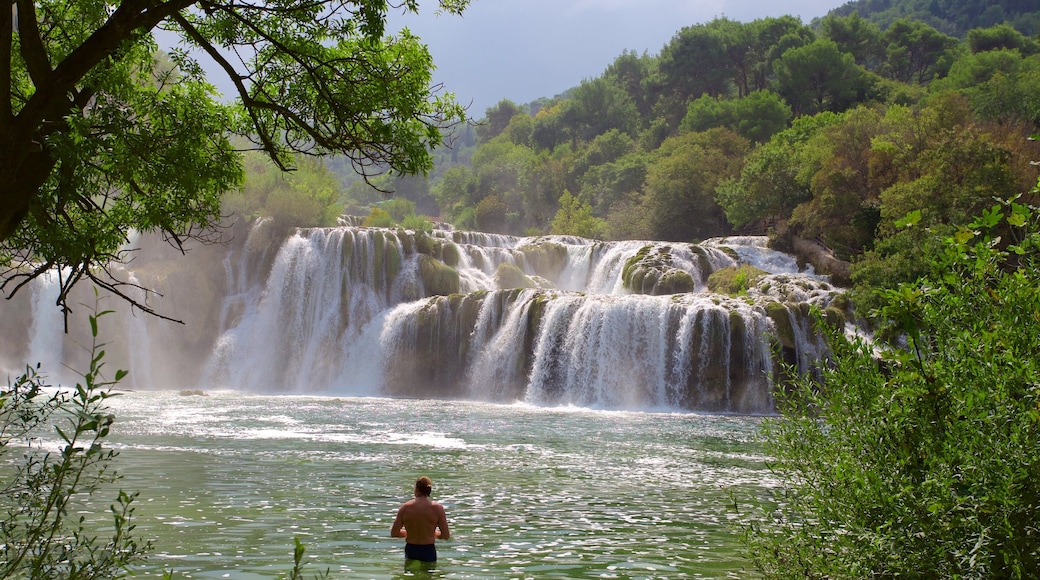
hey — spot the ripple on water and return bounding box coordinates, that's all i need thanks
[95,392,770,579]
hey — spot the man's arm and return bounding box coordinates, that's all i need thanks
[436,504,450,541]
[391,509,407,538]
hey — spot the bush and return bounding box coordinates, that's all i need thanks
[0,303,150,579]
[744,199,1040,578]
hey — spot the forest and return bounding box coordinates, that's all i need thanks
[233,2,1040,322]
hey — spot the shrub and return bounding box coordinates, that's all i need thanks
[0,303,150,579]
[744,200,1040,578]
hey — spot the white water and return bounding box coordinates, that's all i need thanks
[3,224,842,413]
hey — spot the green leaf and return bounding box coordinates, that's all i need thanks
[895,210,922,228]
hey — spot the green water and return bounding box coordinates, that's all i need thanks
[101,391,770,579]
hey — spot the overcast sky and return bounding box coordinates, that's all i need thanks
[390,0,851,117]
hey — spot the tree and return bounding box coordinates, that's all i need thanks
[967,23,1040,54]
[579,152,648,217]
[749,16,814,93]
[604,49,653,119]
[882,18,959,84]
[550,190,604,239]
[714,111,839,230]
[641,127,749,241]
[569,77,639,142]
[223,152,343,228]
[0,0,468,317]
[655,23,734,122]
[476,99,524,144]
[680,90,792,143]
[745,200,1040,578]
[817,11,884,69]
[773,39,870,115]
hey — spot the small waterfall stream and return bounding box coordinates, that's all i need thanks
[1,220,848,413]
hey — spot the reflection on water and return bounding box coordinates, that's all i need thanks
[99,391,769,579]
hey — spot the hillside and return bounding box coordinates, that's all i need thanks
[240,1,1040,320]
[830,0,1040,36]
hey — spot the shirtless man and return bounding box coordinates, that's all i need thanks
[391,476,450,563]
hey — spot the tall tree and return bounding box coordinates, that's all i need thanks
[818,11,884,69]
[641,127,749,241]
[882,18,959,84]
[0,0,467,316]
[655,23,734,122]
[774,39,870,115]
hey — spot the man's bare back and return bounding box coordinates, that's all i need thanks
[391,476,450,562]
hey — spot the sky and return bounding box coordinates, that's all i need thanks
[390,0,851,117]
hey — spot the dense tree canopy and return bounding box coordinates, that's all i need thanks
[0,0,467,316]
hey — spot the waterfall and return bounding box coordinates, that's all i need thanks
[24,270,68,382]
[0,223,848,414]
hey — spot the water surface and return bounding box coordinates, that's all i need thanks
[104,391,769,579]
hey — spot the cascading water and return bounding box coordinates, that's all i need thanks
[1,220,847,414]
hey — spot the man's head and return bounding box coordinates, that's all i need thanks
[415,476,433,497]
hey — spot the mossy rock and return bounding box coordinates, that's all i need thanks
[622,245,695,295]
[824,306,846,328]
[494,262,537,290]
[829,291,851,312]
[418,254,460,296]
[529,275,556,289]
[519,240,569,279]
[621,245,654,287]
[413,230,437,257]
[689,244,713,280]
[396,228,414,254]
[657,270,696,294]
[441,242,461,267]
[765,301,796,349]
[706,265,767,296]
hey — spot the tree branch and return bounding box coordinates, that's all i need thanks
[15,0,53,88]
[1,0,12,127]
[15,0,194,137]
[169,11,293,171]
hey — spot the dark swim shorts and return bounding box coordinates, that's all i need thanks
[405,543,437,562]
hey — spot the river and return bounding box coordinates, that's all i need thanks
[103,390,770,579]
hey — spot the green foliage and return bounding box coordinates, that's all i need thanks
[832,0,1040,37]
[706,264,766,296]
[1,0,468,314]
[773,39,871,115]
[817,11,884,69]
[0,302,149,579]
[680,90,793,143]
[967,23,1040,55]
[401,214,434,232]
[477,100,525,144]
[361,207,395,228]
[579,150,649,215]
[715,112,839,230]
[931,49,1040,126]
[282,537,329,580]
[642,128,750,241]
[380,198,418,223]
[745,201,1040,578]
[223,153,342,227]
[474,194,509,234]
[550,191,605,239]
